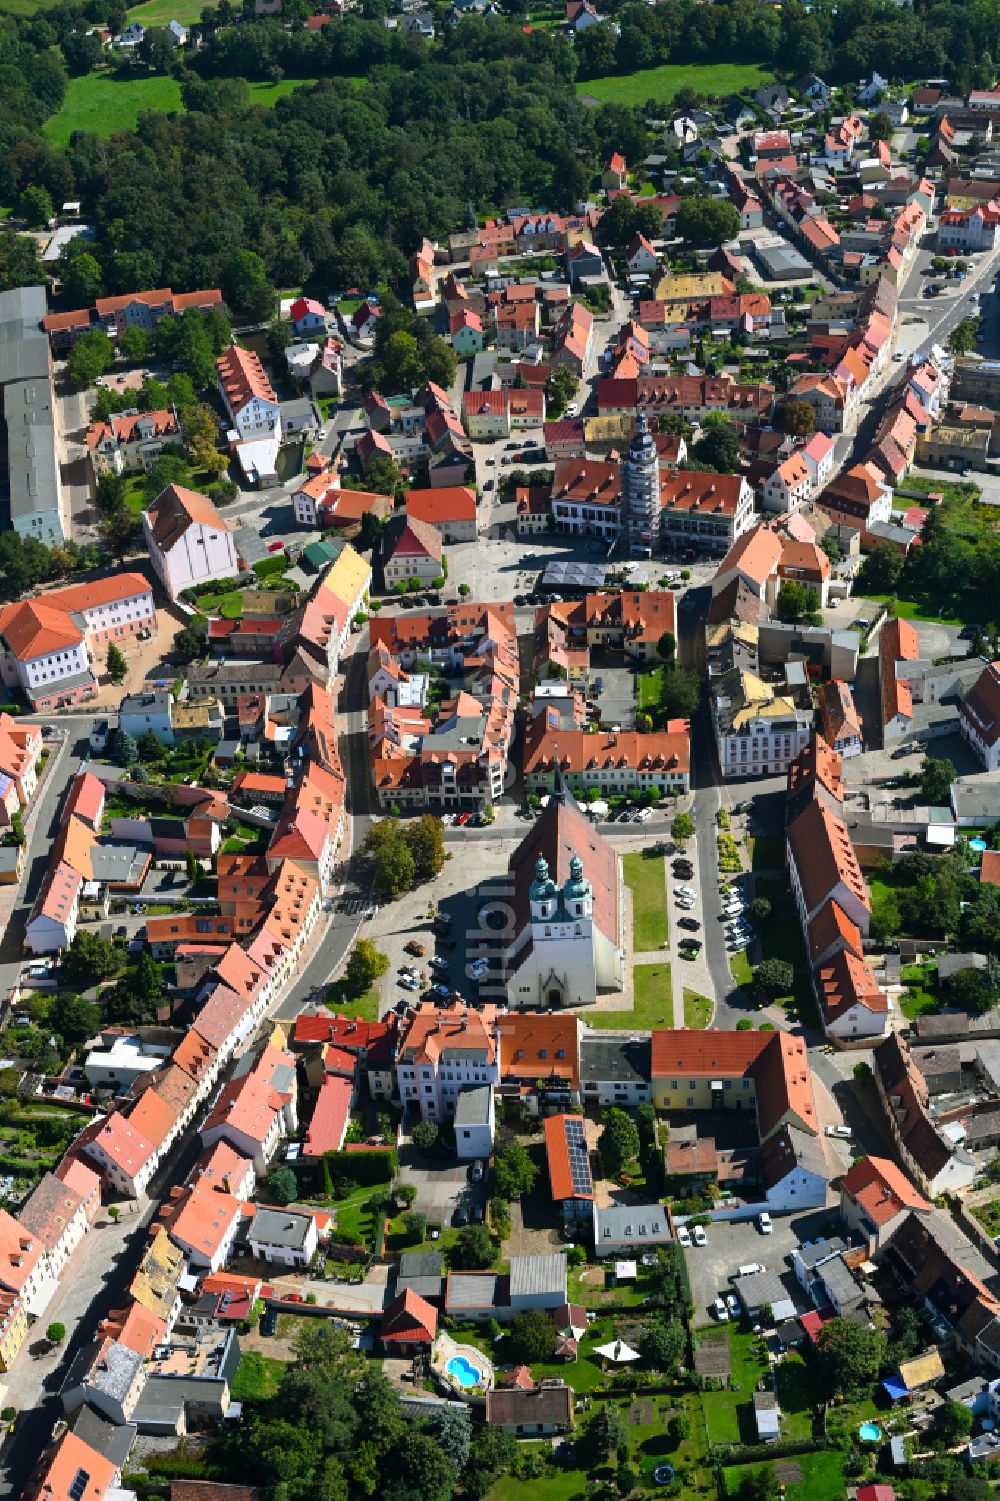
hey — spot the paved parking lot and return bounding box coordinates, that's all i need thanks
[683,1206,842,1325]
[398,1144,487,1225]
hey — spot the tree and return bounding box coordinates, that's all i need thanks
[62,930,120,988]
[660,665,700,718]
[107,642,128,683]
[749,897,771,923]
[18,185,53,228]
[753,958,794,997]
[692,415,741,472]
[403,1209,427,1242]
[775,399,815,437]
[776,580,808,624]
[599,1107,640,1175]
[667,1410,692,1447]
[464,1425,517,1500]
[343,939,390,998]
[45,1322,65,1344]
[950,317,979,357]
[671,811,695,845]
[373,836,415,897]
[222,248,275,322]
[938,1399,973,1446]
[68,328,114,390]
[584,1403,629,1464]
[657,630,676,662]
[870,891,901,945]
[868,110,893,143]
[61,251,103,308]
[49,993,100,1046]
[452,1223,494,1269]
[61,29,103,74]
[110,727,138,766]
[95,472,127,517]
[546,363,579,418]
[405,815,445,881]
[509,1308,557,1363]
[675,196,740,247]
[492,1137,537,1200]
[99,507,138,563]
[411,1119,438,1152]
[946,966,995,1015]
[857,541,903,596]
[0,232,45,294]
[421,1403,471,1472]
[268,1165,299,1205]
[139,26,176,71]
[119,326,149,364]
[816,1317,886,1398]
[639,1319,685,1370]
[920,755,955,805]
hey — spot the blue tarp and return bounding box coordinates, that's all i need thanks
[883,1375,909,1402]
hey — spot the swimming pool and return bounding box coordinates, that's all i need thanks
[859,1422,882,1443]
[447,1354,483,1388]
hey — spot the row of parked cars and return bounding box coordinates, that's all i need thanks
[673,853,703,960]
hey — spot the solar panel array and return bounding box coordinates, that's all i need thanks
[70,1470,90,1501]
[564,1117,593,1196]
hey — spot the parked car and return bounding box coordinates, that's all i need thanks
[725,1293,740,1317]
[692,1224,707,1247]
[677,1225,692,1248]
[267,540,284,552]
[679,939,702,957]
[825,1125,852,1139]
[469,1161,484,1182]
[431,982,451,999]
[713,1297,730,1322]
[676,885,696,899]
[758,1212,773,1235]
[452,1205,469,1227]
[405,940,427,956]
[678,917,701,932]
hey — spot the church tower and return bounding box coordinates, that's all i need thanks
[622,411,660,548]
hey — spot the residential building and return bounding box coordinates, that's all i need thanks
[786,798,871,933]
[579,1033,651,1108]
[497,1012,582,1114]
[165,1186,242,1273]
[522,720,690,798]
[960,659,1000,771]
[143,484,240,602]
[544,1113,594,1230]
[247,1207,318,1267]
[879,616,921,743]
[819,680,863,757]
[463,389,510,440]
[405,486,477,544]
[485,1386,573,1435]
[592,1202,672,1257]
[383,515,444,590]
[454,1084,495,1161]
[87,408,180,477]
[839,1154,931,1251]
[396,1002,500,1121]
[0,573,155,710]
[814,949,889,1041]
[380,1288,438,1354]
[650,1029,819,1144]
[659,470,755,558]
[873,1033,976,1196]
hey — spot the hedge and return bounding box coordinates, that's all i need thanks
[324,1148,397,1185]
[719,1437,833,1465]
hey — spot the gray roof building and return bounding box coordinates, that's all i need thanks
[509,1252,567,1304]
[454,1084,492,1126]
[580,1035,651,1088]
[397,1250,444,1301]
[69,1403,137,1469]
[446,1271,507,1313]
[815,1254,863,1311]
[250,1208,314,1251]
[62,1337,144,1413]
[733,1268,788,1313]
[0,286,63,545]
[485,1383,573,1431]
[593,1202,671,1250]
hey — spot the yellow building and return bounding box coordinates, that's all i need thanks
[650,1029,819,1141]
[0,1289,27,1371]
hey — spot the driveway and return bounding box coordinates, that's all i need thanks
[398,1144,486,1226]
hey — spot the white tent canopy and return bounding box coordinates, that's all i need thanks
[593,1340,641,1364]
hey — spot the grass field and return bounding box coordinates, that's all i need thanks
[44,71,183,147]
[576,61,774,107]
[683,989,712,1029]
[581,961,673,1029]
[722,1449,846,1501]
[126,0,204,23]
[231,1351,286,1401]
[637,667,664,712]
[730,946,752,987]
[623,851,668,950]
[747,833,785,872]
[323,983,380,1021]
[247,77,321,105]
[701,1326,769,1445]
[863,593,963,625]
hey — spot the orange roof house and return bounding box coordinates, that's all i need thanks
[650,1029,818,1141]
[543,1113,593,1204]
[380,1288,438,1348]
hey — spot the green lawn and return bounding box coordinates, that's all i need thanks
[899,961,940,1019]
[580,961,673,1029]
[576,61,775,106]
[722,1448,846,1501]
[127,0,204,22]
[755,875,820,1029]
[44,71,184,147]
[623,851,668,950]
[637,667,664,713]
[730,946,752,987]
[863,594,963,625]
[247,77,320,106]
[231,1351,286,1401]
[699,1325,769,1446]
[324,983,380,1021]
[683,990,712,1029]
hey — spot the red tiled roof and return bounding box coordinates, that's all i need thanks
[839,1154,929,1224]
[544,1113,593,1202]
